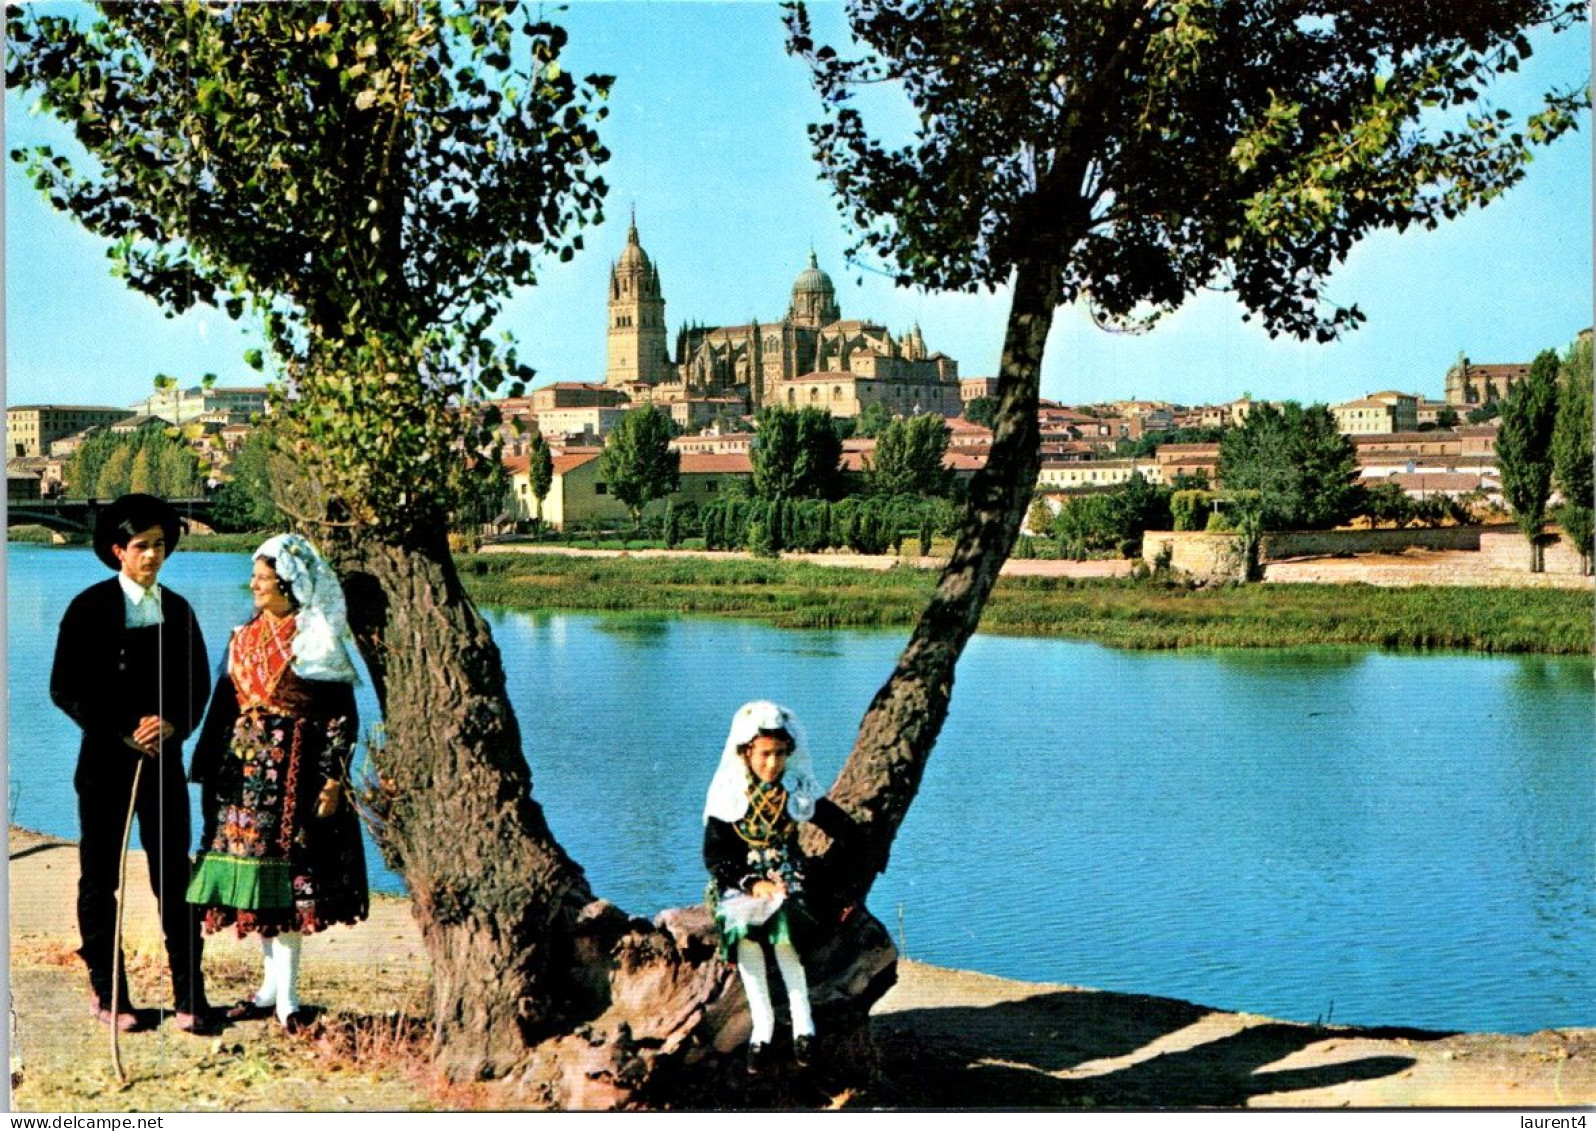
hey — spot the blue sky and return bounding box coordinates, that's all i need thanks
[5,3,1591,413]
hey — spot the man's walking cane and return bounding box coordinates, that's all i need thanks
[110,756,144,1083]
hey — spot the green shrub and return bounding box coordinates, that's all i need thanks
[1171,489,1212,532]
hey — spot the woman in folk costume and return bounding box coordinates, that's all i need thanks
[185,533,368,1033]
[703,700,849,1075]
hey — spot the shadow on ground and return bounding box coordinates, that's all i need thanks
[857,989,1453,1109]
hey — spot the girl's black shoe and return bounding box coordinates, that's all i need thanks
[747,1042,773,1076]
[793,1035,814,1068]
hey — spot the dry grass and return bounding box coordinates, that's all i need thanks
[10,933,442,1111]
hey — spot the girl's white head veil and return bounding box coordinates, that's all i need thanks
[702,700,821,825]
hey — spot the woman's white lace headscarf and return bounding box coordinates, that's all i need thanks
[703,700,822,825]
[252,533,360,685]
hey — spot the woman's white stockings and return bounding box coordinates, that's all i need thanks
[251,932,303,1022]
[250,936,277,1009]
[734,939,814,1045]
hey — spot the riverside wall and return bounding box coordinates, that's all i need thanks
[1144,524,1590,583]
[1478,525,1590,575]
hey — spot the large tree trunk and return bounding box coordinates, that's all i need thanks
[804,254,1064,902]
[325,531,596,1080]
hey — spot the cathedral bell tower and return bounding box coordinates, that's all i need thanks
[606,213,670,388]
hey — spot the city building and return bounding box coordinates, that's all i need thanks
[534,405,629,442]
[1155,443,1221,484]
[503,449,755,529]
[1445,358,1531,407]
[1037,457,1161,490]
[960,377,1000,403]
[529,383,628,412]
[7,404,130,458]
[7,466,42,502]
[671,433,755,456]
[1332,391,1419,435]
[130,385,270,424]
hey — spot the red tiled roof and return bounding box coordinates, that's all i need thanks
[944,416,993,436]
[1386,473,1488,492]
[680,452,753,474]
[553,452,602,475]
[1353,431,1460,446]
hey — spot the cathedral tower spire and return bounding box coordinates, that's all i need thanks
[606,213,670,387]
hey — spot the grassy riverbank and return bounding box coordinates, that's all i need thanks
[104,535,1591,652]
[458,553,1594,654]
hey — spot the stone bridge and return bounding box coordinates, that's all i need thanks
[8,497,215,538]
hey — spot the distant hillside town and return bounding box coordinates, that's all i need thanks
[6,221,1587,539]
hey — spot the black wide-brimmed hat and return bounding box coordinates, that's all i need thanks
[93,493,184,570]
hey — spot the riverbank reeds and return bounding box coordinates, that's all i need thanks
[458,553,1594,654]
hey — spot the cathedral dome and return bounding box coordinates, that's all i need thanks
[791,250,834,297]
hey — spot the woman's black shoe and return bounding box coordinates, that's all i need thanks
[793,1034,814,1068]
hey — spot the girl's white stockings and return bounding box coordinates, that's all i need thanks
[734,938,815,1044]
[772,941,815,1038]
[251,932,303,1022]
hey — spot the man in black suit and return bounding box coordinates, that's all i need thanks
[51,494,213,1033]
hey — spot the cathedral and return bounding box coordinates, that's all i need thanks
[604,218,961,420]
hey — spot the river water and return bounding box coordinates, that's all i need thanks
[7,544,1593,1034]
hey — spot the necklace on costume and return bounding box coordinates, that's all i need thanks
[232,612,297,710]
[733,779,793,848]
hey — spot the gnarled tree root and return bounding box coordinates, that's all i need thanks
[508,902,898,1109]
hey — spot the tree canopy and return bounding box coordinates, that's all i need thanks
[527,430,555,527]
[209,426,285,533]
[1497,348,1561,567]
[600,406,680,524]
[1551,333,1592,570]
[1218,401,1360,533]
[751,405,843,499]
[787,1,1586,342]
[7,2,612,539]
[867,412,952,497]
[962,396,998,429]
[853,399,894,438]
[65,423,204,501]
[1052,472,1171,559]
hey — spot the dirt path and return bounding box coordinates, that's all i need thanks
[10,828,1593,1110]
[477,541,1137,578]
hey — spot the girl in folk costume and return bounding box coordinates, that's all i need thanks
[185,534,368,1033]
[703,700,848,1073]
